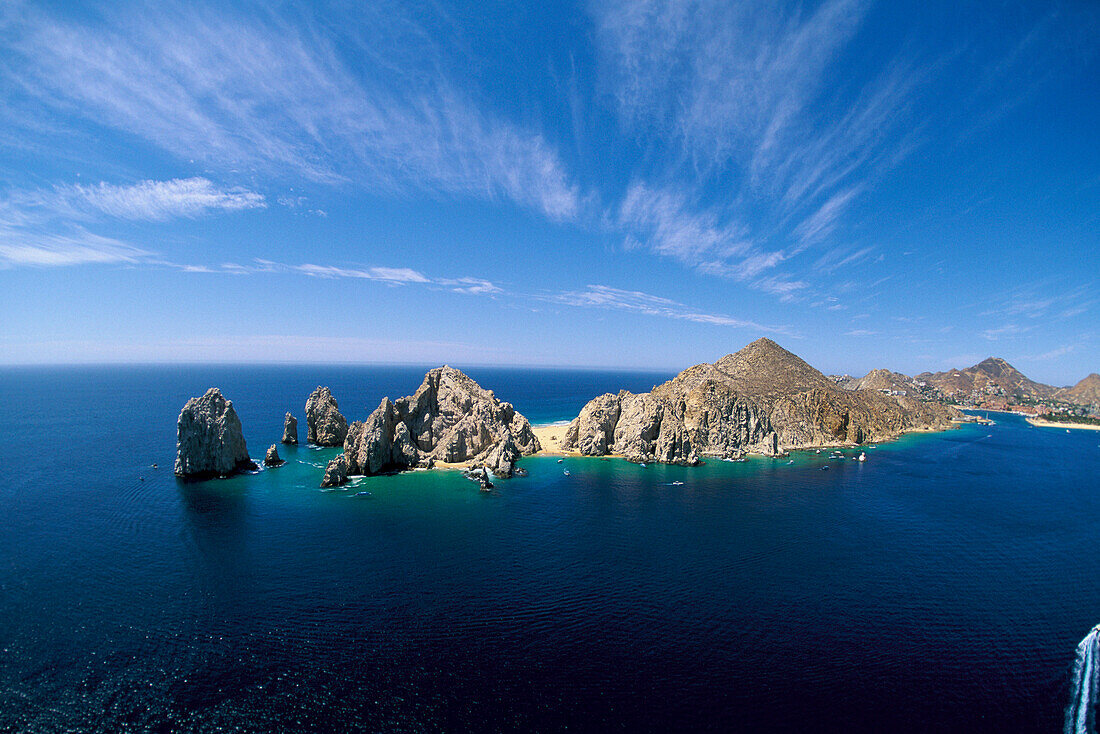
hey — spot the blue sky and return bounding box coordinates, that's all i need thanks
[0,0,1097,384]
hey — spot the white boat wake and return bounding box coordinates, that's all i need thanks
[1066,624,1100,734]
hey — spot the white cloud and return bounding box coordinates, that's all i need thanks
[550,284,792,335]
[2,5,580,222]
[0,227,149,267]
[68,178,264,220]
[594,0,932,299]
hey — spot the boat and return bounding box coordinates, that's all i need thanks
[639,463,646,468]
[821,465,829,470]
[354,491,371,498]
[858,452,866,462]
[557,459,563,463]
[671,481,684,486]
[563,470,570,476]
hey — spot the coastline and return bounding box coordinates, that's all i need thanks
[528,420,959,463]
[1026,417,1100,431]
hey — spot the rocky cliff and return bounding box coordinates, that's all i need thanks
[320,366,540,488]
[562,338,959,464]
[305,387,348,446]
[174,388,256,479]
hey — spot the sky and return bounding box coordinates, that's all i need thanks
[0,0,1097,384]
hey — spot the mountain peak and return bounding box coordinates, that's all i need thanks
[713,338,829,394]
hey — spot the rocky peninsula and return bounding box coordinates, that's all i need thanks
[320,366,540,488]
[174,388,257,479]
[560,338,959,464]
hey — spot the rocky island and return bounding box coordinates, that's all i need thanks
[174,388,257,479]
[320,366,540,488]
[560,338,959,464]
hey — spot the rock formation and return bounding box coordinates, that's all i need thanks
[320,366,540,487]
[305,387,348,446]
[264,444,284,467]
[174,388,256,479]
[281,413,298,444]
[562,338,959,465]
[320,454,348,488]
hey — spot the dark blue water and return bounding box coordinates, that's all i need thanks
[1,367,1098,732]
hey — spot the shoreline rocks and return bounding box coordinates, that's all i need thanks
[321,366,540,488]
[174,388,256,480]
[305,387,348,446]
[562,338,959,465]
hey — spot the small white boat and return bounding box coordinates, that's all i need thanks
[671,481,684,486]
[640,463,646,468]
[858,452,866,462]
[563,470,570,476]
[557,459,563,463]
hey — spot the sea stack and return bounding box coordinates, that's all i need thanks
[305,387,348,446]
[174,388,256,479]
[281,413,298,444]
[264,444,284,467]
[321,366,540,487]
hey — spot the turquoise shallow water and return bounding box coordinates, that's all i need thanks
[1,366,1099,732]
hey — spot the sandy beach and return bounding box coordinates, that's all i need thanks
[1026,417,1100,431]
[532,422,572,455]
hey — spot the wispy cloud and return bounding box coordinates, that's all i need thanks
[0,227,149,268]
[980,323,1030,340]
[549,284,793,335]
[1,3,580,221]
[2,177,265,223]
[593,0,935,300]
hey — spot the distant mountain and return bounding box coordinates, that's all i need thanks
[561,338,960,464]
[841,368,916,394]
[916,357,1058,401]
[1058,373,1100,405]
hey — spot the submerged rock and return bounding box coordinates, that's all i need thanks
[281,413,298,444]
[174,388,256,479]
[322,366,540,487]
[562,338,959,465]
[264,444,284,467]
[305,387,348,446]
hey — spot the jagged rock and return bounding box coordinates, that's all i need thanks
[281,413,298,444]
[322,366,540,487]
[174,388,256,479]
[320,454,348,488]
[264,444,284,467]
[562,338,959,465]
[305,387,348,446]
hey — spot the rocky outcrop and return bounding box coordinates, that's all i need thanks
[281,413,298,444]
[305,387,348,446]
[321,366,540,487]
[562,338,959,465]
[264,444,284,467]
[174,388,256,479]
[320,454,348,488]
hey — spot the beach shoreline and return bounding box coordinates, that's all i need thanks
[1026,417,1100,431]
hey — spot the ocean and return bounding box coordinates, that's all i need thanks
[1,364,1098,732]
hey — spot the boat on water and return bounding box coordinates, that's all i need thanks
[858,452,866,462]
[821,465,830,470]
[563,470,570,476]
